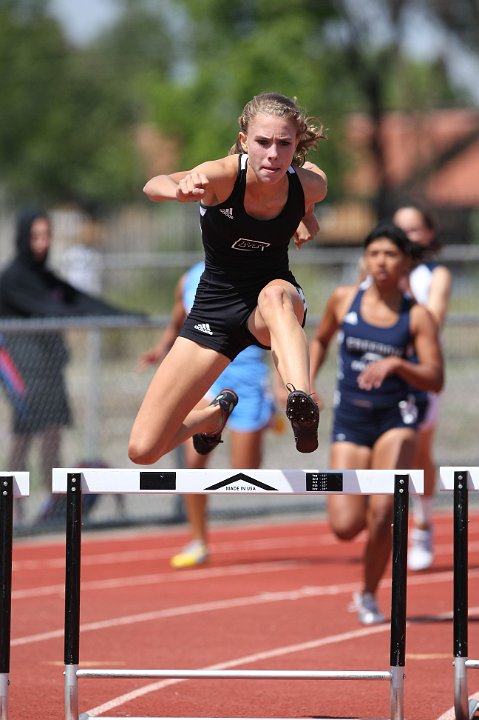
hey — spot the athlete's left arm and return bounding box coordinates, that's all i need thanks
[357,305,444,393]
[297,162,328,206]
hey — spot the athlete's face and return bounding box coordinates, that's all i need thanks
[239,113,299,183]
[393,207,434,247]
[364,237,410,286]
[30,217,51,262]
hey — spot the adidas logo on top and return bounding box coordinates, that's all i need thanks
[194,322,213,335]
[219,208,234,220]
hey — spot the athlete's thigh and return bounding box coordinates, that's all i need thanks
[371,427,418,469]
[247,279,305,345]
[133,337,230,438]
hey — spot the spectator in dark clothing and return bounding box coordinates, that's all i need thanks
[0,208,132,522]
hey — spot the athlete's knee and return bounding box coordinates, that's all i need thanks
[329,517,363,541]
[257,284,290,316]
[128,434,165,465]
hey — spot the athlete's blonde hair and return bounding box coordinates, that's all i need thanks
[229,92,325,166]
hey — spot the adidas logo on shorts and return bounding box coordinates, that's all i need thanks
[194,322,213,335]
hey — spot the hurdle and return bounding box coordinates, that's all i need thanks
[53,467,423,720]
[0,472,29,720]
[439,467,479,720]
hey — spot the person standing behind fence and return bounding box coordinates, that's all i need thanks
[139,260,282,568]
[392,203,452,571]
[0,208,132,524]
[129,92,327,466]
[309,221,444,625]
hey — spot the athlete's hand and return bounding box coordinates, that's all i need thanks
[294,213,320,250]
[357,357,399,391]
[176,173,209,202]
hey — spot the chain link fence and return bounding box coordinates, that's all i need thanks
[1,205,478,535]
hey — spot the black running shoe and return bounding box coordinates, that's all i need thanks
[286,385,319,453]
[193,389,239,455]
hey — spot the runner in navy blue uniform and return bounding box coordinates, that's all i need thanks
[129,92,327,464]
[309,221,444,625]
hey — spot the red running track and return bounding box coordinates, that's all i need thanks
[8,511,479,719]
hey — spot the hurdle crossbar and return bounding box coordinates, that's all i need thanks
[56,467,423,720]
[0,473,29,720]
[440,467,479,720]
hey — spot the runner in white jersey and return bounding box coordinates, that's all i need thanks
[393,204,452,571]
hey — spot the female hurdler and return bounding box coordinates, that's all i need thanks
[129,92,327,464]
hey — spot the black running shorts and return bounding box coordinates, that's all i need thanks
[179,271,307,360]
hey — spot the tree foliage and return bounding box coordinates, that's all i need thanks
[0,0,476,211]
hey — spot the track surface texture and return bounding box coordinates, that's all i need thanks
[8,510,479,719]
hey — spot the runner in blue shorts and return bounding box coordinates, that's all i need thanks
[310,221,444,625]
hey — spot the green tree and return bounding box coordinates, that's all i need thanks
[0,0,173,211]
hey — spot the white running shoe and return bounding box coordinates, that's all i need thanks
[408,527,433,571]
[351,591,385,625]
[170,540,208,569]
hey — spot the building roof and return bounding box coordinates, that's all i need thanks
[345,108,479,208]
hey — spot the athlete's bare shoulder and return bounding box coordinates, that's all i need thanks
[192,154,239,205]
[296,162,327,204]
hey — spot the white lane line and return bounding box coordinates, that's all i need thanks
[11,559,308,599]
[85,623,391,717]
[12,533,339,571]
[12,557,479,602]
[11,582,363,647]
[436,692,479,720]
[13,514,464,571]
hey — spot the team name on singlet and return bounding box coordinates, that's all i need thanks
[231,238,271,252]
[346,336,406,358]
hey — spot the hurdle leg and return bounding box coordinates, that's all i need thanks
[453,470,478,720]
[64,473,83,720]
[389,474,409,720]
[0,477,13,720]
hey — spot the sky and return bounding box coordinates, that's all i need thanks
[48,0,120,44]
[48,0,479,103]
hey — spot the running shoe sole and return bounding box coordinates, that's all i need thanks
[286,388,319,453]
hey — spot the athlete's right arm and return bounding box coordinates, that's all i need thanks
[309,286,353,382]
[137,275,187,370]
[143,156,237,205]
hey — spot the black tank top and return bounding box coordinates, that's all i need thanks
[199,154,305,285]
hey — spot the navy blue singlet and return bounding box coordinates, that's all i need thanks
[337,287,415,407]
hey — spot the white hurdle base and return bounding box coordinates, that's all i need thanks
[53,467,424,495]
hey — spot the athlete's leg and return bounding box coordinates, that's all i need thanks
[365,428,418,593]
[328,441,371,540]
[413,423,436,526]
[247,280,310,392]
[183,399,210,544]
[230,427,265,468]
[247,279,318,452]
[129,338,230,464]
[408,422,436,570]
